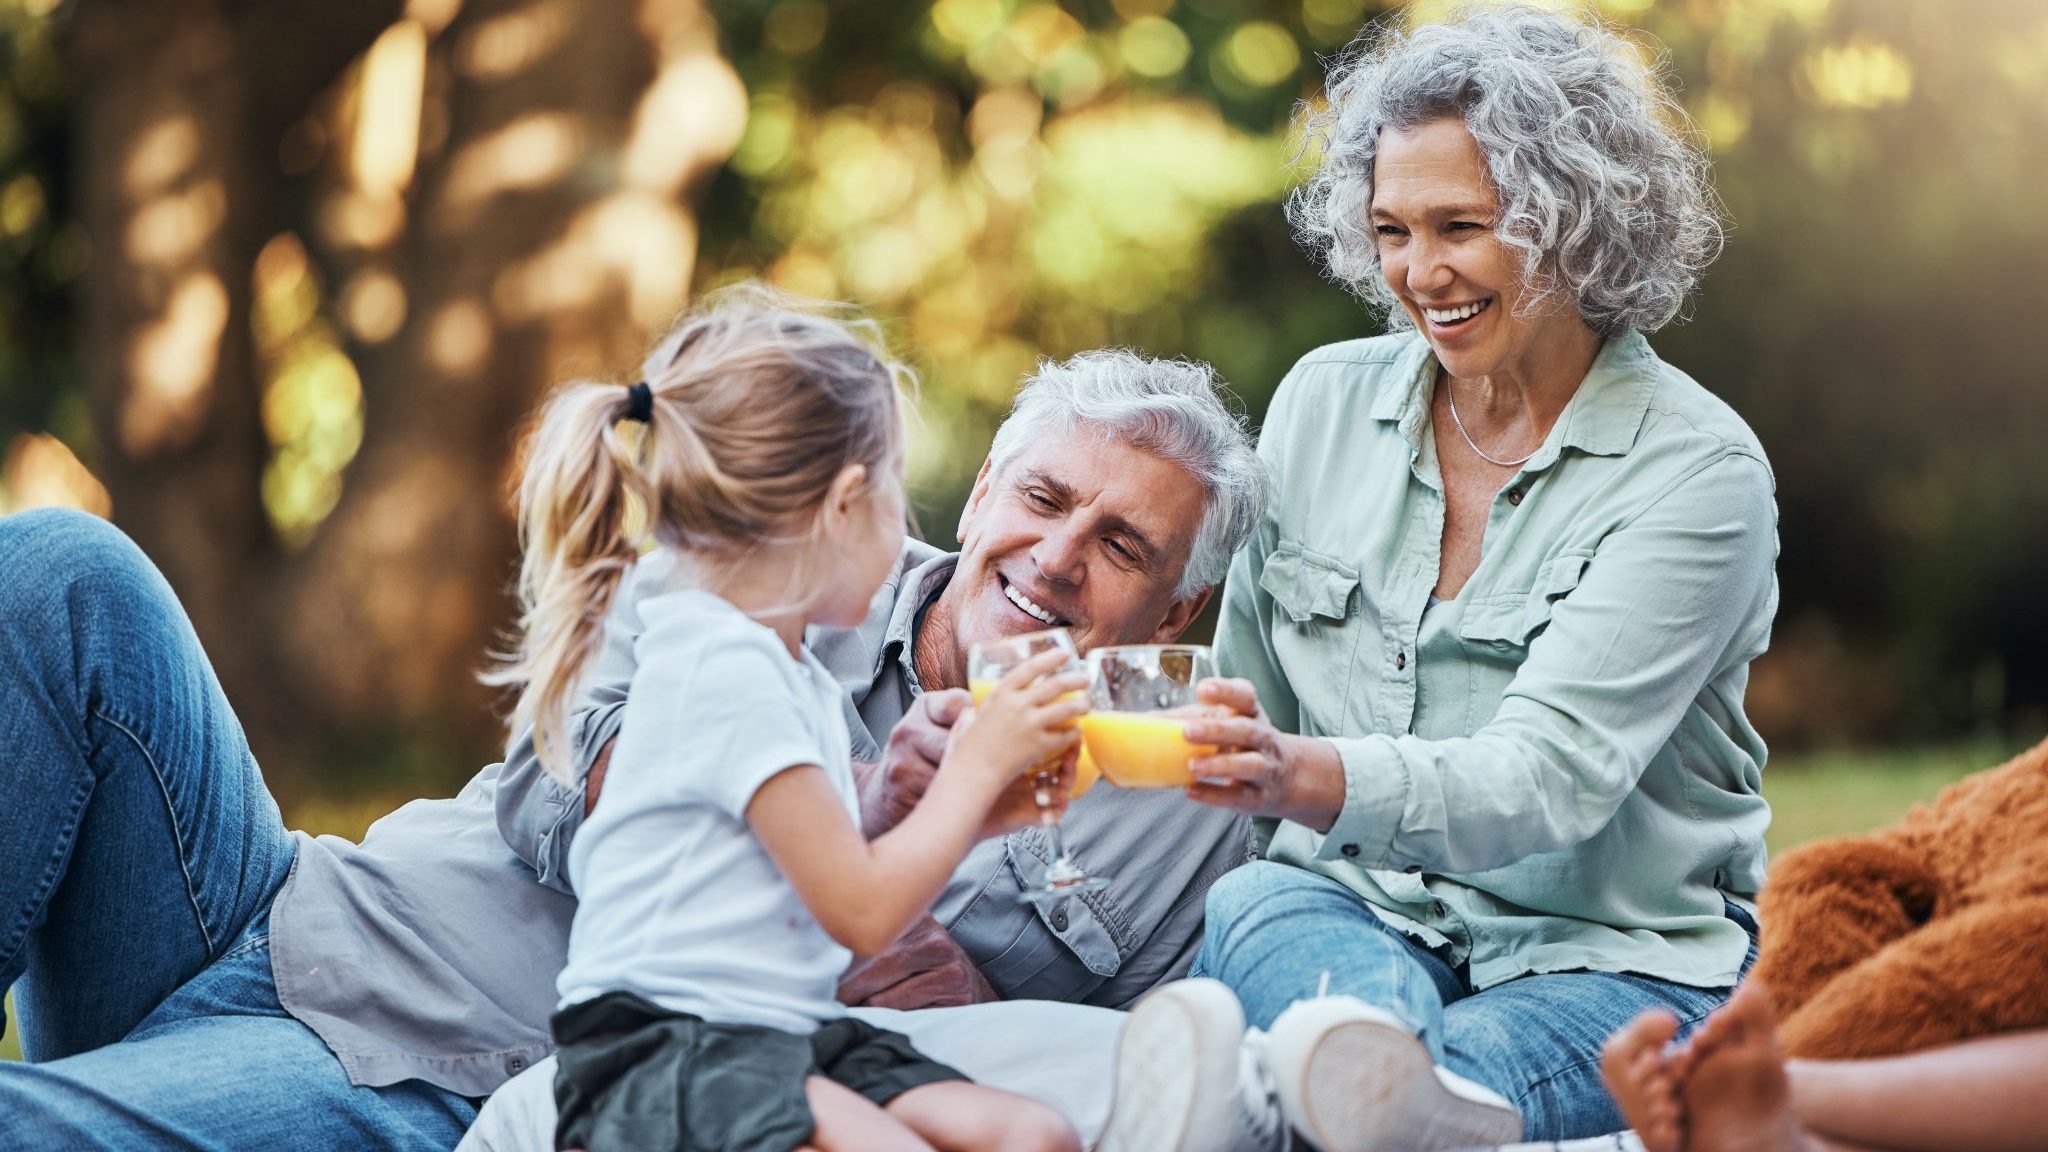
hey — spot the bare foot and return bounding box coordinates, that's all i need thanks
[1602,1008,1685,1152]
[1680,981,1809,1152]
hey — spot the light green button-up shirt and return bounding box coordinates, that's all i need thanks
[1215,329,1778,991]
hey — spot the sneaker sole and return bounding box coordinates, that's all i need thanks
[1282,1012,1522,1152]
[1098,979,1247,1152]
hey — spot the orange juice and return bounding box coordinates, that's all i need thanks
[968,679,1099,798]
[1077,711,1214,789]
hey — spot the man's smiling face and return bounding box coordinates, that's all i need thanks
[936,426,1210,679]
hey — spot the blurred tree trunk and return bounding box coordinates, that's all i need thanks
[71,0,741,793]
[68,0,404,782]
[275,0,675,775]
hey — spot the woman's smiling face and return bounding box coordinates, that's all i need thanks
[1370,117,1586,383]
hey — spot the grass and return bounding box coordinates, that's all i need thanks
[1759,739,2007,855]
[0,741,2016,1065]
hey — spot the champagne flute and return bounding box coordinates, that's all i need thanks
[966,627,1108,903]
[1081,645,1217,788]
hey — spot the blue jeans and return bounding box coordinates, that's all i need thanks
[0,509,476,1149]
[1194,861,1758,1141]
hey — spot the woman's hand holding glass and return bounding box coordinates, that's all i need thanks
[1180,677,1349,833]
[1081,644,1218,789]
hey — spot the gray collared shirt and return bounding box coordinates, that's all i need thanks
[270,541,1248,1096]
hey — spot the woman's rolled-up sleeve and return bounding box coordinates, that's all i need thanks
[1318,449,1779,875]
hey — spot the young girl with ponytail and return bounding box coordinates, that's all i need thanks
[490,288,1085,1152]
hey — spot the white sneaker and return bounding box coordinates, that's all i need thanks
[1098,978,1285,1152]
[1266,996,1522,1152]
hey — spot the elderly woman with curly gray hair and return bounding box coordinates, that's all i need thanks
[1097,7,1778,1152]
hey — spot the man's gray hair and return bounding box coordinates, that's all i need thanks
[988,350,1266,598]
[1289,4,1726,336]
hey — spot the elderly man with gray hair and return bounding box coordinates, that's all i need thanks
[452,346,1270,1149]
[845,348,1268,1000]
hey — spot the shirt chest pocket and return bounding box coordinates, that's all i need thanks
[1257,541,1363,733]
[1260,541,1361,624]
[1457,553,1590,651]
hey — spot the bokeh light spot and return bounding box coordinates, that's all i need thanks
[1121,18,1193,79]
[457,0,573,81]
[931,0,1006,48]
[354,20,427,199]
[123,271,230,454]
[429,299,495,375]
[1804,38,1914,109]
[765,0,830,56]
[342,269,409,343]
[123,117,199,199]
[0,175,46,239]
[1218,22,1301,89]
[0,433,111,517]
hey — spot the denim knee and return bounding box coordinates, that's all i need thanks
[0,510,185,704]
[0,508,156,595]
[1201,862,1384,968]
[1203,861,1303,941]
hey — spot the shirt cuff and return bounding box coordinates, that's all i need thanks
[1311,735,1411,870]
[535,699,629,891]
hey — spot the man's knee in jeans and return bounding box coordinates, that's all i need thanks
[1,507,159,603]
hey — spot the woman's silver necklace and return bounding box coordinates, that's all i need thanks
[1446,383,1538,468]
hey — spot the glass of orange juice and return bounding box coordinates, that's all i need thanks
[966,627,1107,903]
[1080,645,1217,788]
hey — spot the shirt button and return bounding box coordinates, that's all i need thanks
[1050,907,1069,932]
[1508,487,1525,506]
[1394,650,1407,671]
[1404,865,1421,874]
[1340,843,1361,858]
[506,1056,526,1075]
[1432,900,1448,917]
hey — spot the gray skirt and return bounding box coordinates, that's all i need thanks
[551,991,967,1152]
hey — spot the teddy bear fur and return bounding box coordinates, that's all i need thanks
[1747,736,2048,1060]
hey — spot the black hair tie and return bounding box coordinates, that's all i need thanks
[623,381,654,424]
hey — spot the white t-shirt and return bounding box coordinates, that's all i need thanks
[556,586,859,1034]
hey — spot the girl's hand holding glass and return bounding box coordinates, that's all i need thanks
[949,647,1089,800]
[966,628,1106,901]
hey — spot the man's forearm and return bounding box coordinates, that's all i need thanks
[837,913,999,1010]
[583,737,616,817]
[496,698,622,886]
[852,757,906,839]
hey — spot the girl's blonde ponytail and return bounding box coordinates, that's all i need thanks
[490,286,909,782]
[488,381,651,778]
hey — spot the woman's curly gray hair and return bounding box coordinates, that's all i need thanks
[1289,4,1726,336]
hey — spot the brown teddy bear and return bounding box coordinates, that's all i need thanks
[1747,736,2048,1060]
